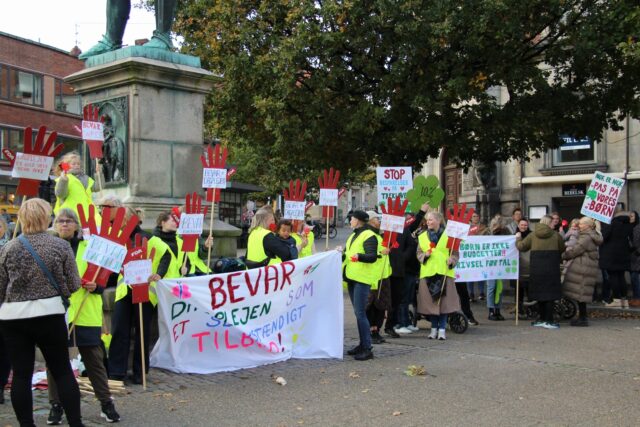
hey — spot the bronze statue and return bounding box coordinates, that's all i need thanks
[79,0,177,60]
[100,115,126,183]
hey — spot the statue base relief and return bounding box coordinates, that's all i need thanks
[65,54,241,257]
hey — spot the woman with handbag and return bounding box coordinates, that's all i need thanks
[45,209,120,424]
[0,199,85,427]
[416,212,460,340]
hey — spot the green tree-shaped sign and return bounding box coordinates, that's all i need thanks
[406,175,445,209]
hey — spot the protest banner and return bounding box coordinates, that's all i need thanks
[150,251,344,374]
[11,153,54,181]
[201,144,231,266]
[376,167,412,205]
[580,171,625,224]
[318,168,341,250]
[454,236,519,283]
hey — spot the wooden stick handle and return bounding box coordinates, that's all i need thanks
[139,303,147,390]
[207,191,216,268]
[325,215,329,251]
[95,159,103,192]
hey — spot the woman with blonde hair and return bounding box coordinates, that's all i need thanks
[54,151,99,222]
[245,207,291,268]
[0,199,84,426]
[416,211,460,340]
[562,217,603,326]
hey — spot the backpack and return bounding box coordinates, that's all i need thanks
[213,257,247,274]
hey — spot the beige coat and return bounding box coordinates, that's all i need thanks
[416,237,460,315]
[561,229,603,302]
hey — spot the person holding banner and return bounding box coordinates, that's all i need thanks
[487,216,511,321]
[53,152,100,221]
[561,217,603,326]
[516,215,565,329]
[46,209,120,424]
[343,210,384,360]
[467,212,488,303]
[416,212,460,340]
[0,199,84,427]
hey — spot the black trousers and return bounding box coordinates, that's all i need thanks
[385,276,404,330]
[538,300,554,323]
[455,282,474,320]
[607,270,628,300]
[108,289,155,378]
[0,314,82,427]
[0,329,11,390]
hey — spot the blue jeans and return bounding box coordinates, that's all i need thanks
[486,280,502,309]
[429,314,448,329]
[397,274,417,327]
[467,281,485,297]
[348,281,372,350]
[631,271,640,299]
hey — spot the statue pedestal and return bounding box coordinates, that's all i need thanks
[66,56,240,253]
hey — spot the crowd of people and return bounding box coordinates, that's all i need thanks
[341,205,640,361]
[0,149,638,426]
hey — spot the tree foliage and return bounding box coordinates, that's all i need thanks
[165,0,640,192]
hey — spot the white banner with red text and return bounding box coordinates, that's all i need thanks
[150,251,344,374]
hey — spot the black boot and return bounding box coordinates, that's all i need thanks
[488,308,498,321]
[371,331,386,344]
[384,327,400,338]
[495,309,505,321]
[346,345,362,356]
[354,348,374,361]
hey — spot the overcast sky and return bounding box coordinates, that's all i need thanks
[1,0,156,53]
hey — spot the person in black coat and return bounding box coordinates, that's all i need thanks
[599,212,634,307]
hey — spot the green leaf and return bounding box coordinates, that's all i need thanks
[586,189,598,200]
[406,175,445,209]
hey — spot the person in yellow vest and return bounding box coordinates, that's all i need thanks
[291,220,314,258]
[108,207,161,385]
[175,205,214,276]
[416,212,460,341]
[245,207,292,268]
[363,210,393,345]
[46,208,120,424]
[343,210,389,361]
[53,152,101,223]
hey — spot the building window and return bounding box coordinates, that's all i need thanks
[553,136,596,165]
[3,66,43,106]
[0,127,25,160]
[55,79,81,115]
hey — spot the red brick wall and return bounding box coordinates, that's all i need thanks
[0,104,80,137]
[0,33,83,77]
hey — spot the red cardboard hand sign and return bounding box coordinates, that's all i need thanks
[318,168,340,219]
[83,104,105,159]
[283,179,307,202]
[200,144,229,202]
[446,203,475,251]
[78,204,139,286]
[380,196,409,249]
[6,126,64,197]
[180,192,208,253]
[124,235,157,304]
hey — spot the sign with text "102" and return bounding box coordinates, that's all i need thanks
[202,168,227,189]
[82,235,128,273]
[284,201,306,220]
[11,153,54,180]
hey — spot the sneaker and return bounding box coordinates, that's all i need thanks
[605,299,622,308]
[47,403,64,425]
[406,325,420,332]
[468,317,479,326]
[428,328,438,340]
[570,318,589,327]
[531,321,545,327]
[437,329,446,340]
[384,328,400,338]
[542,322,560,330]
[354,348,374,361]
[393,326,413,334]
[101,400,121,423]
[347,344,362,356]
[371,331,386,344]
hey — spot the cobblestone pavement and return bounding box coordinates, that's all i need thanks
[1,296,639,426]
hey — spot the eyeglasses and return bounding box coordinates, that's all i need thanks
[56,219,76,225]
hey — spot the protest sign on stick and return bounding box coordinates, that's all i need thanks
[318,168,340,250]
[580,172,625,224]
[376,167,412,207]
[82,104,106,191]
[283,179,307,221]
[405,175,445,213]
[445,203,475,252]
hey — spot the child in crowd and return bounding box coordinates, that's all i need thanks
[54,151,100,222]
[275,219,299,260]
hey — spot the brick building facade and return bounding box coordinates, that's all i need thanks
[0,31,84,208]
